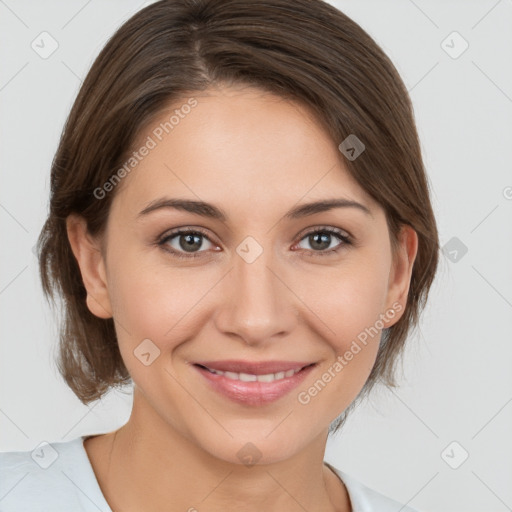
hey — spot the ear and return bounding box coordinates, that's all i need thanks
[383,224,418,327]
[66,214,113,319]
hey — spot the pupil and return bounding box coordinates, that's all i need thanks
[310,232,330,250]
[180,233,202,252]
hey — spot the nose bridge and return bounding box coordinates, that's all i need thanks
[215,236,297,344]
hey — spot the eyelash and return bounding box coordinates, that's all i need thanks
[156,226,353,260]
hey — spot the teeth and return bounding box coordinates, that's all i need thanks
[239,372,257,382]
[207,367,302,382]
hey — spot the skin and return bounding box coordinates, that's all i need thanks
[67,83,418,512]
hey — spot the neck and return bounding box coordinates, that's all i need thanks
[84,388,351,512]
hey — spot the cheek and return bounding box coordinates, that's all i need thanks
[304,252,391,347]
[293,263,390,422]
[107,263,203,396]
[333,276,388,345]
[106,245,213,351]
[305,252,391,385]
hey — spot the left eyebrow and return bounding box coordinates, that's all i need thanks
[284,198,372,219]
[137,197,372,221]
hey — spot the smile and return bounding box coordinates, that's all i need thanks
[192,361,317,406]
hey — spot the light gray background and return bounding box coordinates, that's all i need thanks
[1,1,511,511]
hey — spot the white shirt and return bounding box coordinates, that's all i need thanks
[0,436,419,511]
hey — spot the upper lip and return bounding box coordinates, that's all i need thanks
[193,360,315,375]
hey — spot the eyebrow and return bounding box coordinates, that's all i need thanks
[137,197,372,221]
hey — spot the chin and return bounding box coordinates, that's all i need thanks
[190,419,321,467]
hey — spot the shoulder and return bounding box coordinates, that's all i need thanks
[326,463,421,512]
[0,437,111,512]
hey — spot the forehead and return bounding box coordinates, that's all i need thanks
[112,85,377,220]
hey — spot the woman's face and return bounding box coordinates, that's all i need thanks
[73,84,416,464]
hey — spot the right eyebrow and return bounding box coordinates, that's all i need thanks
[138,198,228,221]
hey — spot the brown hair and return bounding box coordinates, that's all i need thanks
[37,0,439,433]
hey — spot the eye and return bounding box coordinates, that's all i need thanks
[157,226,353,260]
[157,228,218,259]
[294,227,352,256]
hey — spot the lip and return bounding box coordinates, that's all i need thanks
[192,360,317,406]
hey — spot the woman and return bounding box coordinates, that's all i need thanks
[0,0,438,510]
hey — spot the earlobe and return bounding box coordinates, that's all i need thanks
[66,214,113,319]
[384,225,418,327]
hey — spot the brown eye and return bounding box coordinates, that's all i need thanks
[158,228,216,259]
[295,228,351,256]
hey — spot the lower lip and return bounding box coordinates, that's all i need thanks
[193,364,316,406]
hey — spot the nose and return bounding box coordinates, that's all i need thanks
[213,242,299,346]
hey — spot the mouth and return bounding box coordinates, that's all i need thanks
[192,360,317,406]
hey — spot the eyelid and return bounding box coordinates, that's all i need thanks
[158,226,216,242]
[296,224,352,241]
